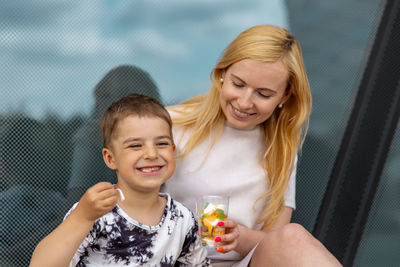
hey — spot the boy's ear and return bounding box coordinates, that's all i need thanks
[172,144,176,152]
[102,148,117,170]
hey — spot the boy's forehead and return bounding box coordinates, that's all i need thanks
[113,114,172,135]
[119,114,170,125]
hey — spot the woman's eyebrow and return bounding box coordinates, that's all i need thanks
[230,73,246,84]
[230,73,277,93]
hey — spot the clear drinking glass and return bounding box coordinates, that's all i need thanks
[196,195,229,247]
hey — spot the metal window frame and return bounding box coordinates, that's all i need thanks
[313,0,400,266]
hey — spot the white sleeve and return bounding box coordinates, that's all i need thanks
[68,231,96,267]
[175,213,210,266]
[284,155,297,209]
[64,203,96,267]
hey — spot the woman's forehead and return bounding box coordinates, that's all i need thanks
[227,59,289,91]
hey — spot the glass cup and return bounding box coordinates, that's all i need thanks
[196,195,229,247]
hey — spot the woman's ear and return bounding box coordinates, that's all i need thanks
[281,85,293,104]
[102,148,117,170]
[221,70,226,81]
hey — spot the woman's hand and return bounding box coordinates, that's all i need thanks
[213,219,240,253]
[74,182,118,222]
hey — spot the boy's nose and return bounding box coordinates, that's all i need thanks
[144,146,158,159]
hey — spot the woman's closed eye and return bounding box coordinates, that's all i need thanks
[232,80,245,88]
[256,91,272,98]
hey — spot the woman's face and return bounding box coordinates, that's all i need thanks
[219,59,290,129]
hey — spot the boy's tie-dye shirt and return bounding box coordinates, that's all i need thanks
[65,193,210,267]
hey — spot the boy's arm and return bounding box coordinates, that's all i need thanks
[29,210,95,267]
[30,182,118,267]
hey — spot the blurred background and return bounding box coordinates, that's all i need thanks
[1,0,398,266]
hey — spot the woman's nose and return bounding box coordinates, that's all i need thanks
[237,89,254,109]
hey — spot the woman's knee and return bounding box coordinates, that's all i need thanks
[252,224,341,267]
[260,223,313,249]
[250,224,309,266]
[279,223,311,244]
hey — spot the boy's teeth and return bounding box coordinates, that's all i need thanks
[140,167,161,173]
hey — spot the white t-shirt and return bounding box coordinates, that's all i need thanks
[65,193,210,267]
[164,122,296,263]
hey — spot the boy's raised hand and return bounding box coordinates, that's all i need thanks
[74,182,118,222]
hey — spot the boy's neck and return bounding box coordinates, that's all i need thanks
[116,186,167,226]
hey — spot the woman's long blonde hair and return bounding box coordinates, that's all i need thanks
[169,25,311,228]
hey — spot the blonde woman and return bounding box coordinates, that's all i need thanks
[164,25,341,266]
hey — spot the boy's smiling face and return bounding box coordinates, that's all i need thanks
[103,115,175,193]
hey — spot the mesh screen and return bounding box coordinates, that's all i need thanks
[0,114,82,266]
[286,0,383,231]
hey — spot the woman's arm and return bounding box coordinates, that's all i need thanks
[216,207,293,255]
[262,207,293,233]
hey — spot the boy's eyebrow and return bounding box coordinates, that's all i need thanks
[122,135,172,144]
[122,137,141,144]
[230,73,277,93]
[156,135,173,141]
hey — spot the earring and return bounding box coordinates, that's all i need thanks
[220,77,224,83]
[278,103,283,108]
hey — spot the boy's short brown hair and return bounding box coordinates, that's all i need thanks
[100,93,172,149]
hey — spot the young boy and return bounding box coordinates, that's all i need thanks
[30,94,210,266]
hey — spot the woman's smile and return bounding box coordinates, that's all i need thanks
[230,104,255,119]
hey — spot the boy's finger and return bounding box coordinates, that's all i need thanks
[97,188,118,200]
[102,196,118,208]
[94,196,117,211]
[92,182,114,192]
